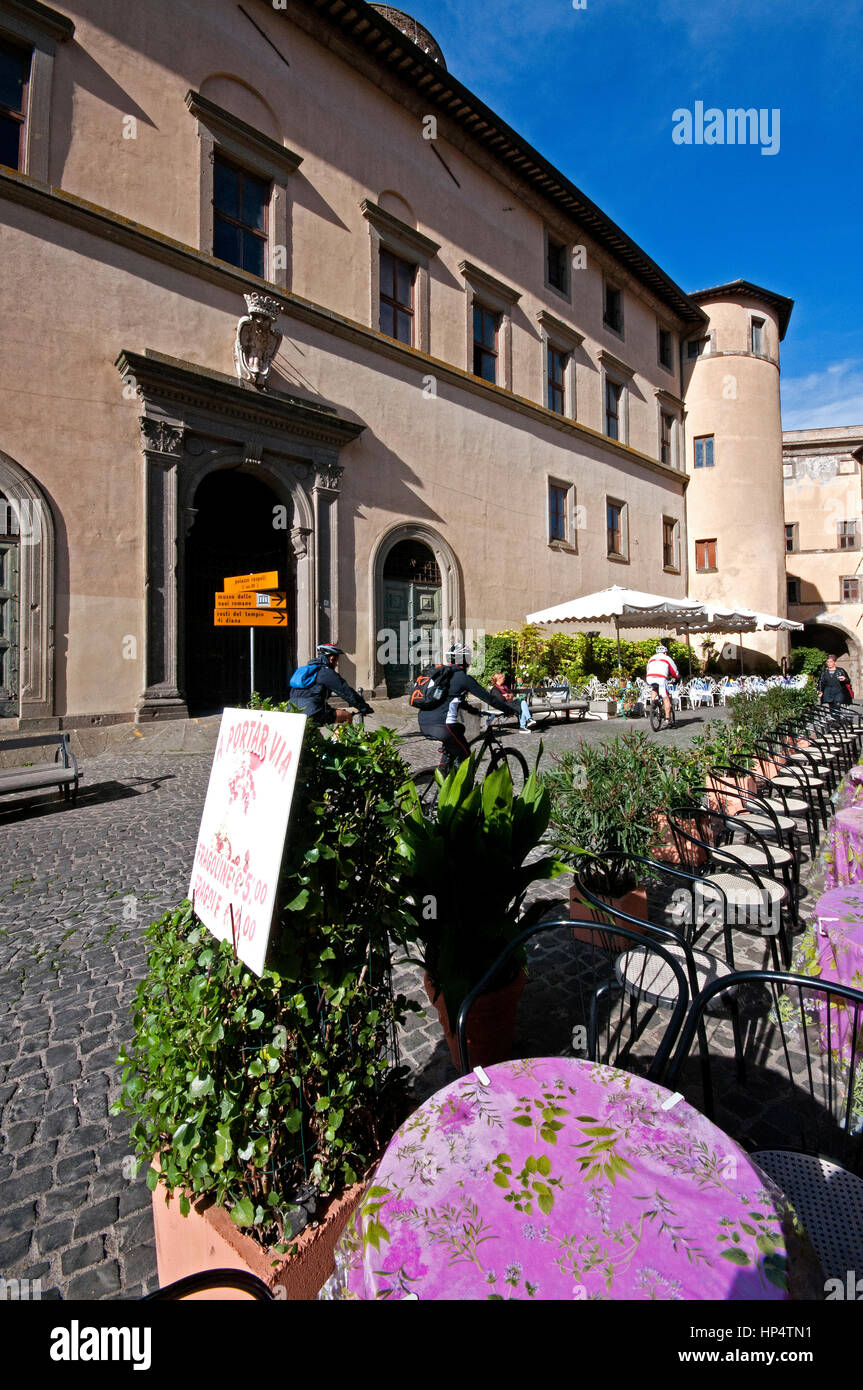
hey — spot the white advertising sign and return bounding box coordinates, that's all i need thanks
[189,708,306,976]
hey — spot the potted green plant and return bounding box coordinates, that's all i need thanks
[396,754,566,1067]
[113,720,420,1298]
[541,732,703,927]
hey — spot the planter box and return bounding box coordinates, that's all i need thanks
[570,883,647,951]
[424,969,525,1070]
[589,699,618,719]
[152,1179,366,1300]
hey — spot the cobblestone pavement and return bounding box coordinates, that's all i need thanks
[0,703,817,1300]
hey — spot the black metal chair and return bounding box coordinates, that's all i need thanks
[454,915,689,1083]
[143,1269,277,1300]
[711,760,815,859]
[754,736,832,832]
[666,970,863,1282]
[667,806,794,968]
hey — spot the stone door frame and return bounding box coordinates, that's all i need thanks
[0,450,55,722]
[370,523,463,697]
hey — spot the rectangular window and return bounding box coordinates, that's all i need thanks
[662,517,679,570]
[782,462,793,479]
[687,338,706,359]
[607,499,627,559]
[785,523,798,553]
[547,346,567,415]
[660,412,674,467]
[0,39,31,172]
[379,248,415,346]
[605,379,622,439]
[787,578,801,605]
[838,520,857,551]
[658,327,673,370]
[842,577,860,602]
[604,283,623,333]
[473,304,499,383]
[694,435,714,469]
[549,483,567,542]
[546,236,568,293]
[695,538,717,571]
[751,317,765,355]
[212,156,269,278]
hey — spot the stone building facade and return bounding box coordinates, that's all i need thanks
[782,426,863,689]
[0,0,792,721]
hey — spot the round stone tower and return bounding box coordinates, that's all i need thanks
[683,280,794,667]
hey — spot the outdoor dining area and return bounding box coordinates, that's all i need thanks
[322,688,863,1302]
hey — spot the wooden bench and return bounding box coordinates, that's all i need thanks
[0,734,80,804]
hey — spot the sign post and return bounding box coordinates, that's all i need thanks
[215,575,286,702]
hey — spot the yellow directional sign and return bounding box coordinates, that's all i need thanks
[214,609,288,628]
[223,571,279,595]
[215,591,287,610]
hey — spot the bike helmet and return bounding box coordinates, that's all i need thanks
[446,643,472,667]
[317,644,343,659]
[655,644,668,654]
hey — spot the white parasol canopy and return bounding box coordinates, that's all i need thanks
[525,586,709,670]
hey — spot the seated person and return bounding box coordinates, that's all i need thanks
[487,672,536,732]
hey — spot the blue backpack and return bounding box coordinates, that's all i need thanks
[290,662,322,690]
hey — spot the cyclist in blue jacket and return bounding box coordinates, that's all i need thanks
[289,645,373,725]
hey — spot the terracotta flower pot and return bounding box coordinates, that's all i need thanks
[570,883,647,951]
[151,1172,365,1301]
[423,969,525,1070]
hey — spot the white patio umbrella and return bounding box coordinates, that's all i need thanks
[525,586,708,670]
[673,606,802,674]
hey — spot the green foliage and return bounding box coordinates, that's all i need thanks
[478,626,698,686]
[396,757,567,1032]
[114,722,419,1247]
[789,646,829,676]
[541,732,702,891]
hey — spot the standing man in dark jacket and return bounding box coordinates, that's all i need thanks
[289,645,373,725]
[418,643,512,770]
[818,654,853,706]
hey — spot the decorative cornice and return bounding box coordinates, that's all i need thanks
[359,199,440,261]
[185,90,303,181]
[0,171,681,490]
[458,259,521,308]
[536,309,584,351]
[598,348,636,381]
[118,351,366,449]
[0,0,74,43]
[655,387,685,410]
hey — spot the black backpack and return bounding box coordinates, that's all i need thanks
[409,664,454,711]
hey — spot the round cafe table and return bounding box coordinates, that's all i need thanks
[321,1058,792,1301]
[789,884,863,1074]
[824,806,863,887]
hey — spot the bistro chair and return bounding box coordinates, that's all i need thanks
[667,970,863,1282]
[753,738,831,835]
[143,1269,277,1300]
[707,764,804,864]
[454,916,689,1084]
[689,790,801,901]
[762,729,838,801]
[667,807,792,969]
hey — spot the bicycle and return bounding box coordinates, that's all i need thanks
[646,682,676,733]
[410,706,530,811]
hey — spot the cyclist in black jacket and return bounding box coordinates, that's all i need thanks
[289,645,373,725]
[418,643,512,770]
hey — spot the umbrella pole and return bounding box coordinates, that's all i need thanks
[616,620,622,672]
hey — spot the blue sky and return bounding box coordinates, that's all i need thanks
[402,0,863,428]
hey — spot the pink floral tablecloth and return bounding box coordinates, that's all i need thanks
[321,1058,791,1301]
[836,767,863,811]
[824,806,863,887]
[790,885,863,1069]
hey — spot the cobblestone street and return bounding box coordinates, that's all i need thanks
[0,701,753,1300]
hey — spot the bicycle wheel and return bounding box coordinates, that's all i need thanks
[489,746,530,793]
[649,698,664,733]
[410,766,440,812]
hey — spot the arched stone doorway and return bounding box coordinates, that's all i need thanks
[0,453,54,722]
[371,525,463,697]
[184,470,295,713]
[794,621,863,690]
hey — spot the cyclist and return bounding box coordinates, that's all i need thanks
[288,644,374,726]
[645,643,680,729]
[418,643,512,771]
